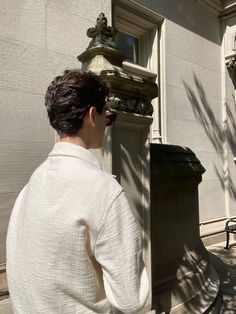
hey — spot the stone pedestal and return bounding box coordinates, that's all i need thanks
[78,13,158,312]
[91,109,154,314]
[112,111,153,313]
[150,144,221,313]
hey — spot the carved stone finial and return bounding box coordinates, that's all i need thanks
[86,13,118,49]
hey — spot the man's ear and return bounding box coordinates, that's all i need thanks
[86,106,96,127]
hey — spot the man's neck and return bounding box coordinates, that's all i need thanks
[59,135,88,149]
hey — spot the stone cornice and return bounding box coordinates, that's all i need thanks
[198,0,236,17]
[223,0,236,9]
[220,2,236,19]
[198,0,223,12]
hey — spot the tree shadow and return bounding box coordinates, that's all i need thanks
[150,70,236,311]
[181,72,236,311]
[208,245,236,313]
[215,166,236,200]
[109,122,151,249]
[183,74,223,153]
[183,72,236,201]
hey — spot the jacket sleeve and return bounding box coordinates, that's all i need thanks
[94,191,149,314]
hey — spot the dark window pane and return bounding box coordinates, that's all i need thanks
[116,31,139,63]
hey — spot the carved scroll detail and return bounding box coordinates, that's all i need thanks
[107,96,154,116]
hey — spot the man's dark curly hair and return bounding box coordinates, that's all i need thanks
[45,69,109,135]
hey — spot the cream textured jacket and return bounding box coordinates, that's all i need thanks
[7,142,149,314]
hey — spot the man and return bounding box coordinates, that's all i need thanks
[7,70,149,313]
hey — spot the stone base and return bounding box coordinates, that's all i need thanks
[164,266,220,314]
[208,293,222,314]
[152,252,220,314]
[150,144,221,314]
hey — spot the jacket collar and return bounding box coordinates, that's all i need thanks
[48,142,102,169]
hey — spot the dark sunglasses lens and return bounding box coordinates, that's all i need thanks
[106,112,117,127]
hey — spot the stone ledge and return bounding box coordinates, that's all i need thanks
[199,0,223,12]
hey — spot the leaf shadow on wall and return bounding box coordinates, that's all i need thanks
[183,72,236,201]
[101,123,150,250]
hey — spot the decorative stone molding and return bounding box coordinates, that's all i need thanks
[220,1,236,19]
[78,13,158,116]
[107,95,154,116]
[197,0,236,18]
[225,54,236,68]
[198,0,223,12]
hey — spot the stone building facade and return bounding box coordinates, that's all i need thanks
[0,0,236,312]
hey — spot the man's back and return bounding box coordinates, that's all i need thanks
[7,142,148,313]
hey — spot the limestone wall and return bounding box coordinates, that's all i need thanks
[222,15,236,218]
[0,0,235,311]
[0,0,111,308]
[134,0,233,241]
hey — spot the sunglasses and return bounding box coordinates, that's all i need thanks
[105,108,117,127]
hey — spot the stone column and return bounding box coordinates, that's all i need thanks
[78,13,157,312]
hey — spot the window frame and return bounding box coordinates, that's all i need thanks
[113,3,159,71]
[112,0,165,143]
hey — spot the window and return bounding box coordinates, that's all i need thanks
[113,1,164,143]
[113,3,159,70]
[116,31,139,63]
